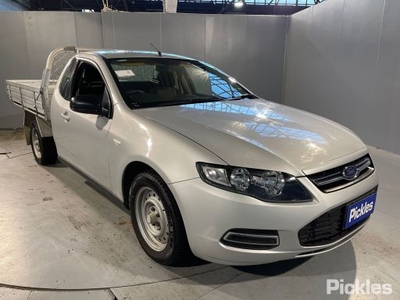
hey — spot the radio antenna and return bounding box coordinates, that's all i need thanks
[150,43,162,57]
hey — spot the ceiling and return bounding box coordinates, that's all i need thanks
[21,0,324,15]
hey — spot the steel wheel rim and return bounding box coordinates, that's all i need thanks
[32,128,42,159]
[135,186,169,252]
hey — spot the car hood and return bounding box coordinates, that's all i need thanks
[136,99,366,176]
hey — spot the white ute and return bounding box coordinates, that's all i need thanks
[6,47,379,266]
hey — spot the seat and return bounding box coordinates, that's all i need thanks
[154,69,180,101]
[79,66,104,97]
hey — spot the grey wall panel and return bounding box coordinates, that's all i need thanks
[284,0,400,154]
[74,13,103,48]
[161,14,206,61]
[0,12,29,128]
[371,0,400,153]
[301,0,344,117]
[101,13,115,48]
[331,0,384,128]
[285,0,342,118]
[24,12,77,78]
[245,16,288,102]
[284,7,313,109]
[0,114,23,128]
[111,13,162,50]
[0,12,30,78]
[205,15,248,88]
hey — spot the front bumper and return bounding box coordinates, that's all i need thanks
[168,170,379,266]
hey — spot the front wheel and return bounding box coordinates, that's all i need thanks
[30,122,58,165]
[129,171,192,266]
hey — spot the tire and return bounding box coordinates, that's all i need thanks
[129,171,192,266]
[30,122,58,165]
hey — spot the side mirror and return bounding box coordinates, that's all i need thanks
[70,95,102,115]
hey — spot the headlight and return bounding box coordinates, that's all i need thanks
[197,163,312,203]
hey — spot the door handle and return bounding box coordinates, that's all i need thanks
[61,111,70,122]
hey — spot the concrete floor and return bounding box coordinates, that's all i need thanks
[0,129,399,300]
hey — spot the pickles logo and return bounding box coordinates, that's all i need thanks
[345,193,376,229]
[348,201,374,223]
[327,279,392,295]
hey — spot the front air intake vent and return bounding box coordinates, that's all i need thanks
[221,229,279,250]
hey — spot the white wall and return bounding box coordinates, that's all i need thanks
[0,12,288,128]
[284,0,400,154]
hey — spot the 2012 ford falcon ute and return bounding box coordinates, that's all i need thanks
[5,47,378,266]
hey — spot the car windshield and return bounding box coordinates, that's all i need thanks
[107,58,255,109]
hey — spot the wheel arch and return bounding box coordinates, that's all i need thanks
[29,120,58,165]
[23,112,53,145]
[122,161,159,209]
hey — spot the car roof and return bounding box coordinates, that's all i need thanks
[89,49,195,61]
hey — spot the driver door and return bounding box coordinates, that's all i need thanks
[52,60,113,190]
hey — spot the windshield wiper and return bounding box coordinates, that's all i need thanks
[156,101,188,107]
[228,93,256,101]
[187,97,223,104]
[155,97,223,107]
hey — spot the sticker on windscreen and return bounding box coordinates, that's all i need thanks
[115,69,135,77]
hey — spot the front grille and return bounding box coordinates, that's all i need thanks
[308,154,374,193]
[298,188,377,246]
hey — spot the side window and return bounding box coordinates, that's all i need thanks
[71,61,113,118]
[72,62,105,98]
[59,58,77,100]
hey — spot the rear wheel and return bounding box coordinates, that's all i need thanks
[30,122,58,165]
[129,171,192,266]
